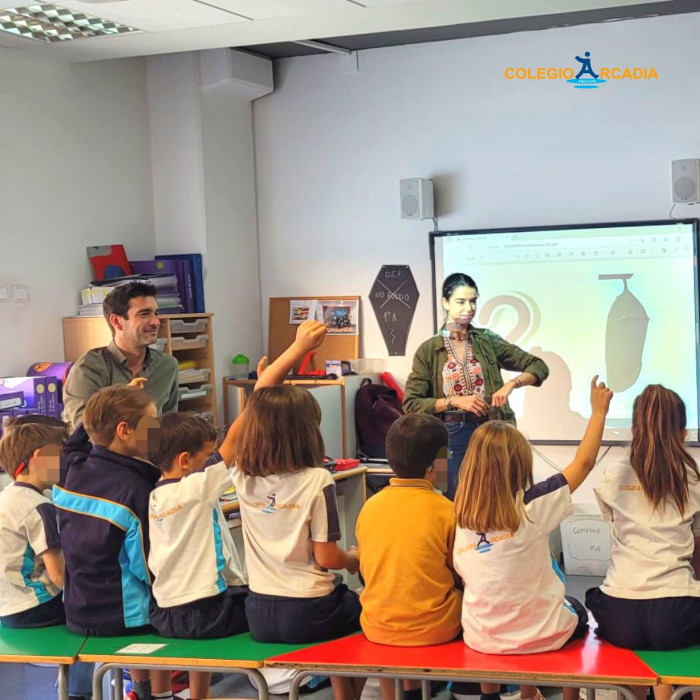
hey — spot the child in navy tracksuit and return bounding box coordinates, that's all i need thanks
[53,384,170,700]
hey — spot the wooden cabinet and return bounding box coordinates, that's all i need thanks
[62,313,217,424]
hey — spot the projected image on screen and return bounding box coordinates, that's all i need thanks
[431,221,699,443]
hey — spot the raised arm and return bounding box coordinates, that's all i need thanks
[254,320,327,389]
[562,376,613,493]
[217,320,327,465]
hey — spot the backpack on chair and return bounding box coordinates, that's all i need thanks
[355,378,404,459]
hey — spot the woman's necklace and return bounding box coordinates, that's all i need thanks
[445,336,473,394]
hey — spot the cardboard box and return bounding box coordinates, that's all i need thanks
[560,503,612,576]
[0,377,48,414]
[0,389,24,412]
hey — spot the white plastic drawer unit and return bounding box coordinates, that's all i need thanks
[169,318,208,334]
[178,383,213,401]
[170,334,210,351]
[178,368,212,385]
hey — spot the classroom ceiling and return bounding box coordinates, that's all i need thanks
[0,0,697,63]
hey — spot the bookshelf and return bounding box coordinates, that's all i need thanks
[62,313,217,424]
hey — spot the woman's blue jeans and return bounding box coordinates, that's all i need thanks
[446,420,479,501]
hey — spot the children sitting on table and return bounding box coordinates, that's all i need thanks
[53,385,171,700]
[0,419,94,700]
[452,376,612,700]
[587,384,700,700]
[230,321,363,700]
[148,413,247,700]
[356,412,462,700]
[147,319,331,700]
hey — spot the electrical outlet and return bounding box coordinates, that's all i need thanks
[0,286,8,302]
[12,285,29,303]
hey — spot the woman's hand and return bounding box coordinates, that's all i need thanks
[490,382,514,407]
[451,394,488,417]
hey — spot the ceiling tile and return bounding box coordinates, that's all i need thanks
[57,0,248,32]
[202,0,353,21]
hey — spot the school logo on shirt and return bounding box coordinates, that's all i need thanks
[254,493,301,513]
[475,532,493,554]
[262,493,277,513]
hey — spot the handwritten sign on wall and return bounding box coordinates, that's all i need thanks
[369,265,419,356]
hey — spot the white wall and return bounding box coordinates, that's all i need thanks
[0,49,154,375]
[254,12,700,381]
[253,12,700,491]
[146,50,269,421]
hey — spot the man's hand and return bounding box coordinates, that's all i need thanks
[127,377,148,389]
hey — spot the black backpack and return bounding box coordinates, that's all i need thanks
[355,378,404,459]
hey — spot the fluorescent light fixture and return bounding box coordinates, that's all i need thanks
[0,2,140,42]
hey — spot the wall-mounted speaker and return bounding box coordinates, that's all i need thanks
[671,159,700,204]
[400,178,434,220]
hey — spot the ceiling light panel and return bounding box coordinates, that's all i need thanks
[202,0,353,21]
[358,0,426,5]
[57,0,244,32]
[0,2,140,42]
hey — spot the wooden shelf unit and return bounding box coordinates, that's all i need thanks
[62,313,217,424]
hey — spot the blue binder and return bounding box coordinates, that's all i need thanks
[155,253,204,313]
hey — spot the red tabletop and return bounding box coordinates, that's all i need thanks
[266,633,658,686]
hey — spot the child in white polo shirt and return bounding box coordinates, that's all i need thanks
[148,319,328,700]
[0,420,94,700]
[587,384,700,700]
[453,376,612,700]
[0,422,66,627]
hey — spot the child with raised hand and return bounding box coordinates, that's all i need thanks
[587,385,700,700]
[453,376,612,700]
[230,325,362,700]
[145,319,328,700]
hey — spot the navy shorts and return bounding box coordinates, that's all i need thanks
[246,583,361,644]
[150,586,249,640]
[0,593,65,628]
[564,595,589,644]
[586,586,700,650]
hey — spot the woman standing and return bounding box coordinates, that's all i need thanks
[403,272,549,499]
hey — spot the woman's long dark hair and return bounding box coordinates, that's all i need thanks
[630,384,699,515]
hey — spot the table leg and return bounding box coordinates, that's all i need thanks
[56,663,69,700]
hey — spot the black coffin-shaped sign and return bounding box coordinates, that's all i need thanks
[369,265,419,356]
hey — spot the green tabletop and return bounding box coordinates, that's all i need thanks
[0,624,86,663]
[635,647,700,684]
[79,631,315,668]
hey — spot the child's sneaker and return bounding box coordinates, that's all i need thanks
[501,686,521,700]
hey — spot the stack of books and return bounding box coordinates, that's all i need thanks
[78,273,184,316]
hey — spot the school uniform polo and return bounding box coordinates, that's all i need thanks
[230,466,340,597]
[62,340,179,430]
[454,473,577,654]
[355,477,462,646]
[148,460,246,608]
[53,424,160,635]
[0,482,61,617]
[594,456,700,599]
